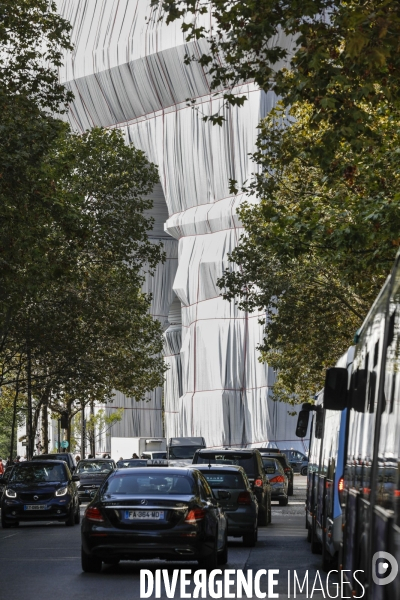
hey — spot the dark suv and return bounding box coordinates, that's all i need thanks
[32,453,77,473]
[256,449,294,496]
[192,448,271,525]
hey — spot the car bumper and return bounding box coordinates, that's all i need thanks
[82,528,214,561]
[224,508,257,536]
[270,487,287,499]
[2,498,73,521]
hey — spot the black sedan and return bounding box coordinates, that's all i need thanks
[75,459,115,503]
[81,467,228,572]
[0,460,80,527]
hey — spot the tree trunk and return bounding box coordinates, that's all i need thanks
[9,377,20,464]
[90,400,95,457]
[67,401,72,451]
[42,402,48,453]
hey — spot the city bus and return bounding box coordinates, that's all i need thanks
[298,348,354,571]
[297,253,400,599]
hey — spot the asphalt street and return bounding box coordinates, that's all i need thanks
[0,476,332,600]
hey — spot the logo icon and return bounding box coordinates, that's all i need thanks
[140,499,147,506]
[33,495,39,501]
[372,551,399,586]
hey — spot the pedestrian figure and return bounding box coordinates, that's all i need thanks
[88,454,93,459]
[132,453,138,458]
[75,455,81,462]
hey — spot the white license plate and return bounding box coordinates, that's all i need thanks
[24,505,48,510]
[125,510,164,520]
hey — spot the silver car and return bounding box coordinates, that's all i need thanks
[262,457,288,506]
[192,464,259,547]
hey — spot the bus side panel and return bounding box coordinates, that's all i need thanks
[343,489,359,584]
[388,524,400,600]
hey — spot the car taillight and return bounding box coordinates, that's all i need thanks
[269,475,285,484]
[185,508,205,523]
[237,492,252,505]
[254,479,263,487]
[85,507,104,522]
[338,477,344,492]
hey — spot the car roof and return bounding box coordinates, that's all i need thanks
[196,448,256,454]
[22,460,66,465]
[190,464,245,473]
[79,458,114,461]
[113,467,193,475]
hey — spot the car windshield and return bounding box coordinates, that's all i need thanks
[201,471,246,489]
[261,454,287,469]
[169,446,203,459]
[117,460,147,468]
[102,473,195,495]
[10,464,66,483]
[76,461,113,474]
[195,453,255,476]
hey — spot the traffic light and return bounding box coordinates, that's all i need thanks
[60,411,69,429]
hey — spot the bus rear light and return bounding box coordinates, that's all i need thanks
[338,478,344,492]
[254,479,263,487]
[394,490,400,497]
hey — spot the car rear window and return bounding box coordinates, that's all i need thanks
[201,472,246,489]
[195,453,255,476]
[102,473,194,495]
[117,460,147,468]
[262,459,279,474]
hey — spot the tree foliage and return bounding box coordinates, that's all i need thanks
[155,0,400,401]
[0,1,167,455]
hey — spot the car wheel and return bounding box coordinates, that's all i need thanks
[311,520,322,554]
[198,536,218,571]
[301,467,308,476]
[65,506,75,527]
[218,529,228,565]
[288,482,294,496]
[279,496,288,506]
[243,524,258,547]
[81,546,102,573]
[1,513,12,529]
[307,524,312,542]
[257,501,268,526]
[74,503,80,524]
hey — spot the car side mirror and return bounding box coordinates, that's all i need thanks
[218,490,231,500]
[72,474,80,482]
[296,409,310,438]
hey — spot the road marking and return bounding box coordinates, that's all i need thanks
[1,534,18,539]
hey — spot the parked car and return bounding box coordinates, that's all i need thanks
[280,449,309,475]
[262,457,288,506]
[0,466,13,496]
[0,460,80,528]
[193,448,272,525]
[257,449,294,496]
[75,458,116,503]
[141,451,167,460]
[32,452,77,473]
[81,466,228,572]
[192,464,259,546]
[116,459,148,469]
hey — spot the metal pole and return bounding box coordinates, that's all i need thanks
[58,418,61,455]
